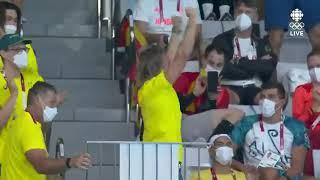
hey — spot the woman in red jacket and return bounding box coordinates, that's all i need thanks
[293,50,320,180]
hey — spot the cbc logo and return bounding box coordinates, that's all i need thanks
[289,9,304,30]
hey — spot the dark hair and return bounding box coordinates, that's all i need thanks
[307,49,320,62]
[27,81,57,106]
[261,82,286,99]
[136,45,164,88]
[0,1,22,33]
[261,82,288,109]
[235,0,257,9]
[204,44,225,59]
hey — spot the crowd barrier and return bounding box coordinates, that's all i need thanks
[84,141,211,180]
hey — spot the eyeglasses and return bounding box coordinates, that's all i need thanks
[7,46,30,54]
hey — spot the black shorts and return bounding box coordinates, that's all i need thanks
[227,85,261,105]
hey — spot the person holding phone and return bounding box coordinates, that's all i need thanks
[176,44,244,142]
[175,44,230,115]
[211,0,277,105]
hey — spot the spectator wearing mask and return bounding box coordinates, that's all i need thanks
[211,0,277,106]
[265,0,320,56]
[231,82,309,179]
[176,44,244,142]
[0,33,32,176]
[292,50,320,179]
[2,82,92,180]
[137,6,197,155]
[189,134,246,180]
[0,1,44,87]
[174,44,230,114]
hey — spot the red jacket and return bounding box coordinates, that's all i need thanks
[174,72,229,114]
[293,83,313,122]
[293,83,320,176]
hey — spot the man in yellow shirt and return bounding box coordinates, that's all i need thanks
[2,81,92,180]
[0,32,34,178]
[189,134,246,180]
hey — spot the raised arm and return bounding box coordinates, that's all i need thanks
[0,58,19,130]
[0,79,17,129]
[165,8,198,84]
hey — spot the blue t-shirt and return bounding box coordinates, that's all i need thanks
[231,115,310,167]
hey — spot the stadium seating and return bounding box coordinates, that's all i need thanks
[22,0,313,178]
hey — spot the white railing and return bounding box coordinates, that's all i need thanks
[85,141,211,180]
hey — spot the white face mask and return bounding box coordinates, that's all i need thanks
[4,24,17,34]
[215,146,234,165]
[13,50,28,69]
[309,67,320,83]
[260,99,277,118]
[205,64,221,74]
[235,13,252,31]
[43,106,58,122]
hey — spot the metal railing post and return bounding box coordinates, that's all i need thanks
[111,25,115,80]
[125,77,131,123]
[55,138,65,179]
[97,0,101,38]
[99,0,116,79]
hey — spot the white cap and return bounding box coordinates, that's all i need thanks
[235,13,252,31]
[208,134,231,148]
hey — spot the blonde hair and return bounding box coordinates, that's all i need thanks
[136,45,165,88]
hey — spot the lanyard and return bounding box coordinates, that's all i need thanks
[234,37,256,59]
[211,168,236,180]
[311,116,320,130]
[259,115,285,156]
[159,0,181,24]
[20,73,25,92]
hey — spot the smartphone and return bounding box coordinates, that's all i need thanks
[207,71,218,93]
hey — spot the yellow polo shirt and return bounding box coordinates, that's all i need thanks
[189,168,247,180]
[0,74,25,171]
[138,71,183,160]
[0,44,44,176]
[2,111,47,180]
[138,71,182,143]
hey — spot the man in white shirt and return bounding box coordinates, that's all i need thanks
[134,0,202,52]
[231,82,309,179]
